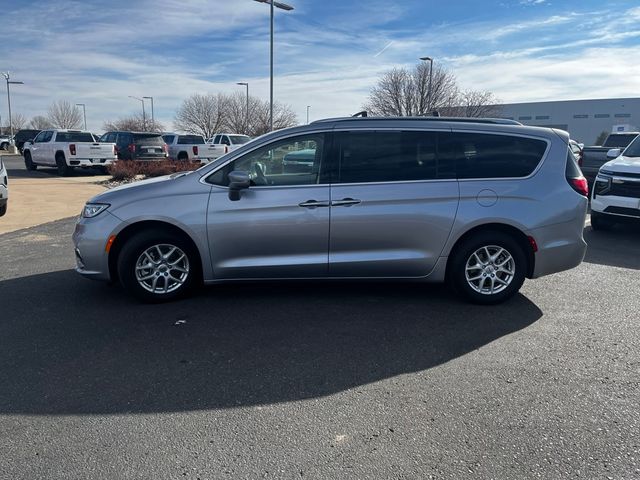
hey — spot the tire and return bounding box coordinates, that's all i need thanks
[0,142,7,151]
[56,153,73,177]
[117,229,199,303]
[0,203,6,217]
[24,151,37,171]
[591,212,613,231]
[449,231,526,305]
[177,153,188,162]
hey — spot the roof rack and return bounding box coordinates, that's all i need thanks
[311,116,522,126]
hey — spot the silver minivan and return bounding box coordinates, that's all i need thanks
[73,117,588,304]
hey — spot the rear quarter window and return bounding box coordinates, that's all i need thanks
[454,133,547,179]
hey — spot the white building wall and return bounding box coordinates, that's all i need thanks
[496,98,640,145]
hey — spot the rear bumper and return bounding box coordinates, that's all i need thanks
[530,214,587,279]
[69,158,116,167]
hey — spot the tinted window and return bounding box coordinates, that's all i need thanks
[33,132,47,143]
[220,136,231,146]
[177,135,205,145]
[55,131,94,142]
[336,131,455,184]
[229,135,250,144]
[213,135,221,144]
[43,131,54,142]
[117,133,132,145]
[209,134,324,187]
[132,133,164,145]
[162,135,175,144]
[454,133,547,179]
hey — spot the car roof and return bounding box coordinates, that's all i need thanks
[311,116,522,126]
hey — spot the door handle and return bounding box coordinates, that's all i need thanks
[298,200,330,208]
[331,198,361,207]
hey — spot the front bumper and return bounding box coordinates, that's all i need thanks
[72,210,124,282]
[592,194,640,220]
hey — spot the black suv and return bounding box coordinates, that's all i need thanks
[14,129,41,153]
[99,131,168,161]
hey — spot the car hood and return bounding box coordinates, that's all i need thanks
[601,155,640,175]
[87,171,198,205]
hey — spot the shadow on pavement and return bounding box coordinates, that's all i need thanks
[583,224,640,270]
[0,269,542,415]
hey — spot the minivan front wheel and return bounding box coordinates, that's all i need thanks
[450,232,526,305]
[118,230,198,302]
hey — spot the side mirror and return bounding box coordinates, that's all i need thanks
[228,170,250,201]
[606,148,621,159]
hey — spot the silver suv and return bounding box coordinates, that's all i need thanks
[73,117,588,304]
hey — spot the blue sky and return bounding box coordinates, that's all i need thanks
[1,0,640,132]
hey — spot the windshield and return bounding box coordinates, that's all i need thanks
[623,136,640,157]
[604,134,638,148]
[133,133,164,145]
[229,135,251,144]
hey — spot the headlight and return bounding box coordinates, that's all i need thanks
[594,175,611,197]
[82,203,110,218]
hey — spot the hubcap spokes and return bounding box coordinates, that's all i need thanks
[465,245,515,295]
[135,244,189,294]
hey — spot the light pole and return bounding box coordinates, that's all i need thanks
[253,0,294,132]
[237,82,249,134]
[128,96,146,131]
[419,56,434,115]
[2,72,24,140]
[143,96,154,130]
[75,103,87,130]
[306,105,310,124]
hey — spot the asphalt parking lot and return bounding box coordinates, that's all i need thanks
[1,165,639,478]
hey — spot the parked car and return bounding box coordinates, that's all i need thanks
[569,139,583,167]
[13,129,41,153]
[0,135,11,150]
[208,133,251,159]
[99,131,169,161]
[581,132,639,181]
[0,156,7,216]
[591,135,640,230]
[22,129,117,176]
[162,133,218,163]
[73,117,588,304]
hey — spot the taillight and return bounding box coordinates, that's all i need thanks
[192,145,199,156]
[69,144,76,155]
[569,177,589,197]
[128,144,136,153]
[163,143,168,153]
[112,145,117,155]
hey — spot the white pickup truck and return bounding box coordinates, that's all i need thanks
[23,129,117,176]
[162,133,218,163]
[208,133,251,159]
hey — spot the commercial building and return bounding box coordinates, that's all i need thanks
[496,97,640,145]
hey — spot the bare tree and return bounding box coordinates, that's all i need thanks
[11,113,28,130]
[47,100,83,128]
[364,64,500,118]
[29,115,54,129]
[221,92,297,136]
[103,113,164,132]
[174,93,226,140]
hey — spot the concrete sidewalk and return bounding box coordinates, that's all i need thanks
[0,176,108,234]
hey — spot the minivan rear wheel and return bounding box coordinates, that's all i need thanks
[117,230,198,303]
[449,232,526,305]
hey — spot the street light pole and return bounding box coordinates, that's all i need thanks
[143,96,154,130]
[253,0,294,132]
[2,72,24,140]
[306,105,310,124]
[419,56,434,114]
[129,96,146,131]
[237,82,249,134]
[76,103,87,130]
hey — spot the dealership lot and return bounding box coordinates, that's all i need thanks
[0,169,638,478]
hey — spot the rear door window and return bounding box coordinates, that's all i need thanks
[335,130,455,183]
[453,133,547,179]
